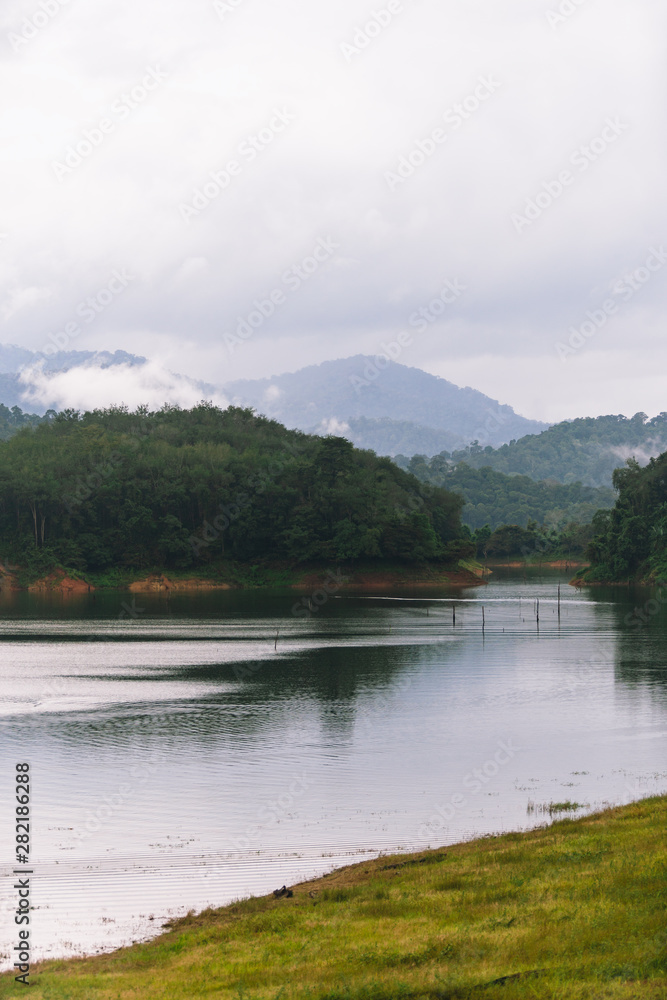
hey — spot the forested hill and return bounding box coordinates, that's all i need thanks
[0,403,467,577]
[415,413,667,488]
[224,356,547,449]
[396,457,615,531]
[584,452,667,583]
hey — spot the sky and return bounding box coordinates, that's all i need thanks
[1,0,665,422]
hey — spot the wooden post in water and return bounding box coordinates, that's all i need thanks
[275,628,279,651]
[536,598,540,625]
[558,584,561,621]
[482,606,485,633]
[453,604,456,626]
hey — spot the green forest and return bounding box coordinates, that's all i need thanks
[465,520,594,562]
[0,403,469,580]
[0,402,45,439]
[395,455,615,530]
[403,412,667,488]
[584,452,667,583]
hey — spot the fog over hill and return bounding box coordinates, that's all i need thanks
[401,412,667,489]
[0,345,222,412]
[224,356,549,451]
[1,346,664,491]
[0,347,547,451]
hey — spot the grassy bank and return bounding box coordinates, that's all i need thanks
[4,796,665,999]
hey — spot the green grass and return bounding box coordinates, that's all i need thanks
[3,796,666,999]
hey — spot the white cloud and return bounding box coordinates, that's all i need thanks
[175,257,209,282]
[18,360,228,413]
[318,417,351,436]
[0,0,664,420]
[2,285,52,321]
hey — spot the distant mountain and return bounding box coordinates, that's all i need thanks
[224,356,548,451]
[415,413,667,489]
[0,346,148,410]
[344,417,463,457]
[3,348,661,496]
[0,344,147,376]
[0,349,546,448]
[0,345,217,413]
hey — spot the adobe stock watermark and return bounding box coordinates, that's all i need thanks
[180,108,296,223]
[624,584,667,634]
[555,246,667,361]
[470,406,511,449]
[385,76,501,192]
[349,277,467,393]
[512,117,629,234]
[417,738,522,843]
[394,491,425,522]
[560,644,614,697]
[212,0,247,19]
[118,598,146,622]
[7,0,71,54]
[37,268,135,357]
[189,441,305,557]
[63,452,122,513]
[223,237,339,355]
[340,0,406,63]
[51,67,168,181]
[546,0,590,29]
[35,602,148,706]
[291,569,349,618]
[73,751,168,842]
[358,679,412,732]
[62,415,152,513]
[227,773,314,852]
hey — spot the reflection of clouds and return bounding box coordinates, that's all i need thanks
[1,574,667,966]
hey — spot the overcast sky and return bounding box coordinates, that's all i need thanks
[1,0,665,422]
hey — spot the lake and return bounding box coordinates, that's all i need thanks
[1,568,665,967]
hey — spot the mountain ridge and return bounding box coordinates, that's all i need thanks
[224,355,549,450]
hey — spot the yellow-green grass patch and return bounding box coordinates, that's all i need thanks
[2,796,665,1000]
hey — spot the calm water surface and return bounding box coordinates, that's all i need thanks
[1,568,665,966]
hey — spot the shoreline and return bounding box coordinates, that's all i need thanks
[0,562,487,595]
[484,559,588,570]
[7,795,665,997]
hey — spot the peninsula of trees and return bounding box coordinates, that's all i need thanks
[0,403,469,581]
[583,451,667,583]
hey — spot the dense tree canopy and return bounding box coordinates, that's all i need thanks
[395,456,614,531]
[0,402,47,440]
[0,403,467,575]
[586,453,667,581]
[397,412,667,488]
